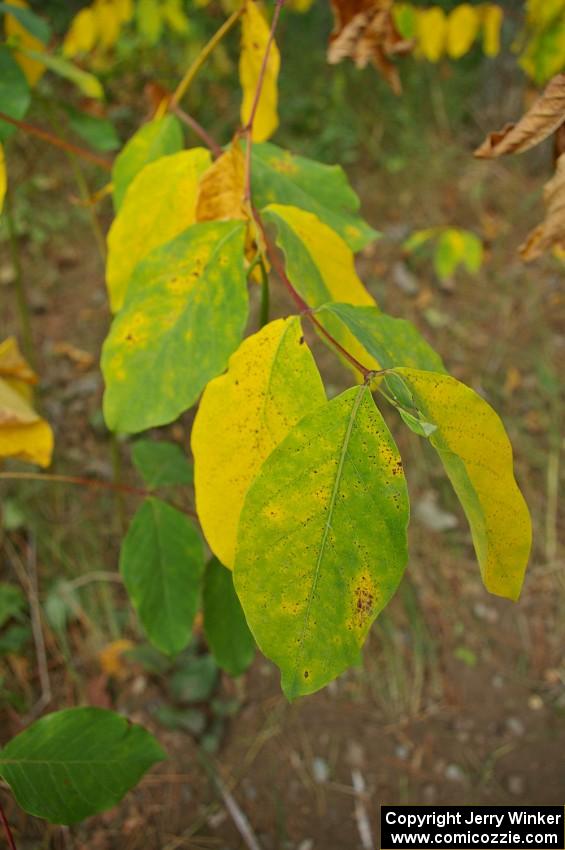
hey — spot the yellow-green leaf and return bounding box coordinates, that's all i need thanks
[263,203,379,376]
[0,371,53,467]
[62,7,97,57]
[0,144,5,214]
[106,148,211,312]
[4,0,46,85]
[234,384,409,699]
[192,317,326,569]
[446,4,479,59]
[239,0,280,142]
[417,7,446,62]
[394,368,531,601]
[102,220,248,433]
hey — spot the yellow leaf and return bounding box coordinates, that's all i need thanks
[98,639,134,677]
[239,0,280,142]
[192,317,326,568]
[116,0,134,23]
[446,4,479,59]
[482,4,503,57]
[395,368,531,601]
[196,143,246,222]
[4,0,46,86]
[0,337,37,384]
[417,7,446,62]
[136,0,164,44]
[106,148,211,312]
[162,0,190,34]
[0,374,53,468]
[92,0,122,50]
[63,7,98,57]
[0,145,5,216]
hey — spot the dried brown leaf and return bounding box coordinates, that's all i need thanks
[475,74,565,158]
[196,144,246,223]
[327,0,412,95]
[520,153,565,260]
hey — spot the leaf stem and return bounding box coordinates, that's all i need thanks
[170,7,244,108]
[0,472,197,519]
[258,257,270,328]
[0,111,112,171]
[170,104,222,158]
[0,800,17,850]
[243,0,285,204]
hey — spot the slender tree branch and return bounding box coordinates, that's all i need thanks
[171,7,244,108]
[0,112,112,171]
[243,0,285,204]
[170,104,222,158]
[0,799,18,850]
[252,208,374,379]
[0,472,197,518]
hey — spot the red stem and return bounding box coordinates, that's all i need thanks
[170,104,222,158]
[0,112,112,172]
[252,208,373,379]
[243,0,285,203]
[0,801,17,850]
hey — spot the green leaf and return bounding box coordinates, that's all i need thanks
[397,407,437,437]
[120,497,204,655]
[0,624,30,655]
[132,439,193,488]
[106,148,211,312]
[393,368,532,600]
[18,48,103,99]
[0,2,50,43]
[112,115,184,210]
[203,559,255,677]
[102,220,248,433]
[263,205,379,376]
[318,303,446,373]
[234,385,409,699]
[252,142,378,250]
[170,654,218,703]
[0,707,165,824]
[0,46,30,143]
[0,582,25,628]
[66,106,120,152]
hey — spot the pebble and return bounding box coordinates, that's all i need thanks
[506,717,525,737]
[473,602,499,623]
[508,775,525,796]
[445,764,466,783]
[528,694,544,711]
[312,756,329,784]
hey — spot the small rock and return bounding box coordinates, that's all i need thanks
[506,717,525,737]
[423,784,437,803]
[492,674,504,689]
[393,261,419,295]
[312,756,329,784]
[508,775,525,796]
[445,764,466,783]
[473,602,499,624]
[395,745,409,761]
[415,490,458,532]
[528,694,544,711]
[298,841,314,850]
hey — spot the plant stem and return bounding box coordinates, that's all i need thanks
[0,111,112,171]
[0,471,197,518]
[171,6,244,108]
[170,104,222,157]
[4,190,35,366]
[0,800,17,850]
[258,258,270,328]
[243,0,285,204]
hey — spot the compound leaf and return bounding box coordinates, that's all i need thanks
[120,497,204,655]
[112,115,183,210]
[192,317,325,568]
[106,148,211,312]
[0,707,165,824]
[234,385,409,699]
[251,142,377,250]
[394,368,531,601]
[203,558,255,676]
[102,220,248,433]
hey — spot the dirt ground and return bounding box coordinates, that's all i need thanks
[1,81,564,849]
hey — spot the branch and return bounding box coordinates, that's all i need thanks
[170,104,222,158]
[243,0,285,204]
[171,6,244,108]
[0,800,17,850]
[0,472,196,518]
[0,112,112,172]
[252,208,374,379]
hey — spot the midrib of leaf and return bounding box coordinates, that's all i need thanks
[149,499,174,634]
[289,384,367,695]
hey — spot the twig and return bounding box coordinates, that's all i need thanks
[67,571,123,592]
[351,769,374,850]
[200,755,262,850]
[0,472,197,518]
[170,104,222,158]
[258,257,270,328]
[0,800,17,850]
[171,6,244,108]
[252,207,374,379]
[242,0,285,204]
[0,112,112,171]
